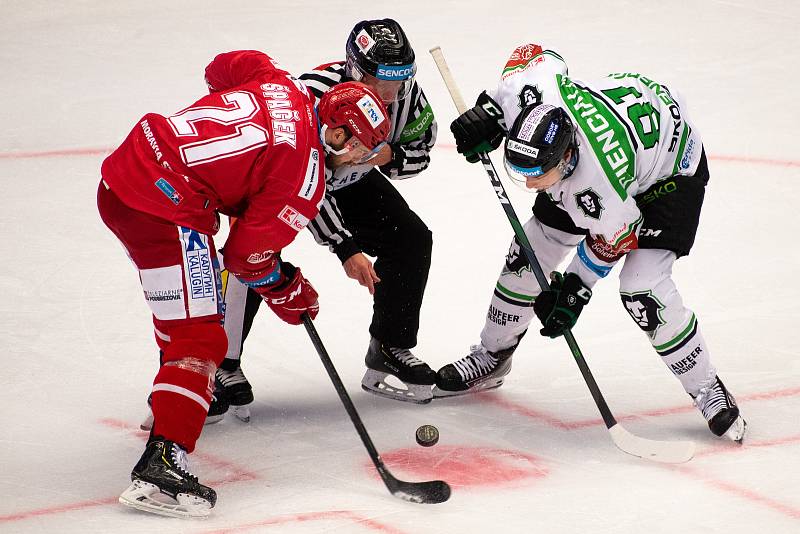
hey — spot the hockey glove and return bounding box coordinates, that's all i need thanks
[533,272,592,338]
[450,91,507,163]
[260,262,319,325]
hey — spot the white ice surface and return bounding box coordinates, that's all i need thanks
[1,1,799,533]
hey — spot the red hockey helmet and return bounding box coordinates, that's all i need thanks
[317,81,391,161]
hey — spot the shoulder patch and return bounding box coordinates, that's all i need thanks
[400,103,434,143]
[574,188,604,219]
[517,84,542,109]
[502,44,544,79]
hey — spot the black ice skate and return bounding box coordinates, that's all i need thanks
[692,376,747,443]
[433,343,516,398]
[361,337,436,404]
[214,364,253,422]
[119,438,216,518]
[205,376,231,424]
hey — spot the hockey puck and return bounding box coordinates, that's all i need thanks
[415,424,439,447]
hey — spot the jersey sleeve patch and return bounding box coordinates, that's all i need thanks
[502,44,544,78]
[399,103,434,143]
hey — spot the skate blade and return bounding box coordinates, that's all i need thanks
[231,404,250,423]
[361,371,433,404]
[119,480,212,519]
[724,415,747,444]
[432,378,505,398]
[205,413,225,425]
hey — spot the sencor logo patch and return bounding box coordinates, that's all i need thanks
[375,63,414,80]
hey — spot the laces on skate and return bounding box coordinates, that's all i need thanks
[361,339,435,404]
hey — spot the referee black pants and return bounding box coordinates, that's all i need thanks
[235,170,432,354]
[332,170,433,348]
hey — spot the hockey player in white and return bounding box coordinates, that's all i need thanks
[435,43,746,442]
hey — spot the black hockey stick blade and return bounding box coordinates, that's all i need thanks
[383,469,451,504]
[301,314,452,504]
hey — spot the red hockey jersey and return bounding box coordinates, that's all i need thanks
[101,50,325,279]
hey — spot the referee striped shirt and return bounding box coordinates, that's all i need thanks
[299,61,437,262]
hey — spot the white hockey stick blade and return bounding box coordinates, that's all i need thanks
[608,423,695,464]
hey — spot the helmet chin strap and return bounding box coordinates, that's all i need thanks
[319,124,349,156]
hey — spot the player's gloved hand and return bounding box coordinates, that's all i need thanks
[261,262,319,325]
[450,91,507,163]
[533,272,592,338]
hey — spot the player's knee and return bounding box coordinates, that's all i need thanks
[618,269,666,296]
[161,321,228,367]
[405,216,432,251]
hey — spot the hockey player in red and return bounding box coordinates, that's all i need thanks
[98,50,390,518]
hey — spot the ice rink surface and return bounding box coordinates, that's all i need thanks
[2,1,799,532]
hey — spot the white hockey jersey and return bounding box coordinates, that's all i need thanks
[489,44,704,283]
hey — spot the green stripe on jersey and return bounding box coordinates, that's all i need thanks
[558,75,636,200]
[399,103,434,143]
[671,124,691,175]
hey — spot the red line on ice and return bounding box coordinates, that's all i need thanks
[201,510,410,534]
[694,433,800,459]
[0,147,111,159]
[487,386,800,430]
[0,418,258,524]
[0,497,120,523]
[489,389,800,521]
[671,463,800,520]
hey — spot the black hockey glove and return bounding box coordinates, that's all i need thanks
[533,272,592,338]
[450,91,506,163]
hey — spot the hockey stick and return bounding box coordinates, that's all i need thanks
[301,313,451,503]
[429,46,695,464]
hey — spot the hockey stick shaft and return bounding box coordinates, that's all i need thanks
[301,313,451,502]
[428,46,616,428]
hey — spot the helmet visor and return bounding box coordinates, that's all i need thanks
[350,62,416,102]
[503,156,544,187]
